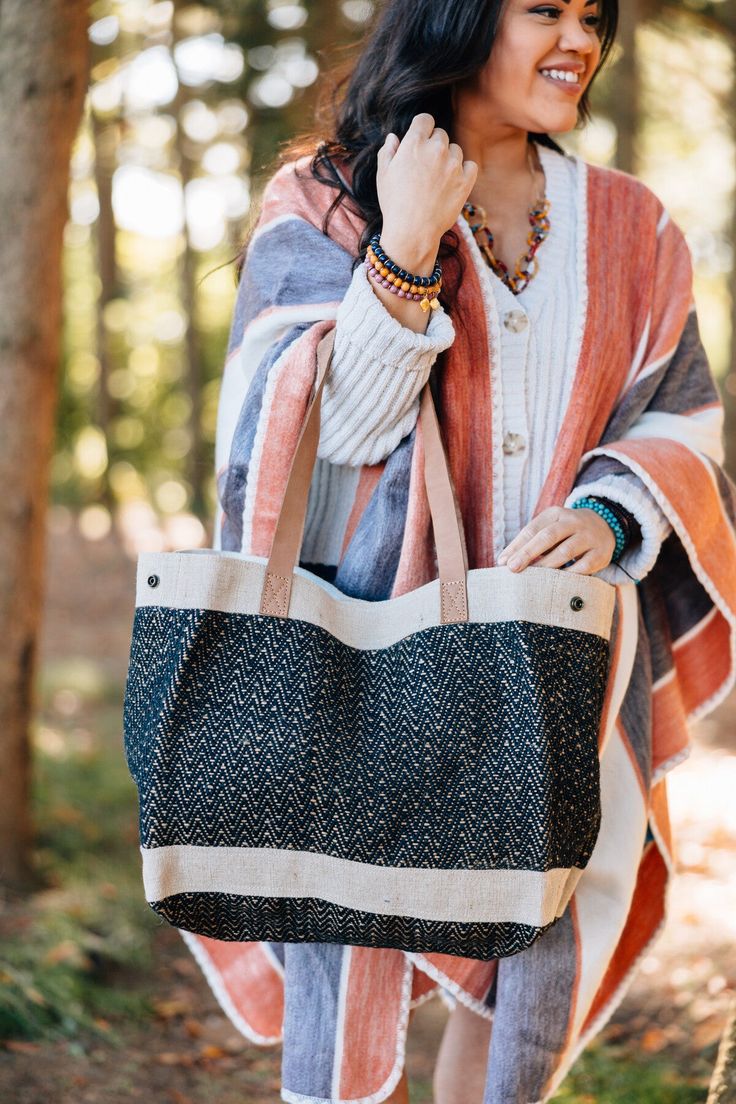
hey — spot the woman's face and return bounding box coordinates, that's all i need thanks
[463,0,604,135]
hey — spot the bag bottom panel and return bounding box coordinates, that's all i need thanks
[148,891,558,961]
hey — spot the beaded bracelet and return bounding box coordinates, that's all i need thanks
[365,234,442,313]
[572,496,628,563]
[596,496,641,546]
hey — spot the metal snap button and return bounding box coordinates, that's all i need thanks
[147,574,160,588]
[570,596,585,612]
[503,309,529,333]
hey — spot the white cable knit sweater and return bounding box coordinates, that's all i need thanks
[303,142,672,582]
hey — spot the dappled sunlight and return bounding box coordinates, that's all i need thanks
[59,0,736,537]
[664,743,736,945]
[1,0,733,1100]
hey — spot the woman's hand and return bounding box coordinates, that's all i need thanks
[497,506,616,576]
[376,114,478,269]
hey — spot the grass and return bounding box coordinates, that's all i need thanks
[0,658,157,1043]
[556,1046,708,1103]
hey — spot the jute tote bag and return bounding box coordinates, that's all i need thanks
[123,330,616,961]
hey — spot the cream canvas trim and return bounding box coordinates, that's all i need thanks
[141,844,584,929]
[135,551,615,648]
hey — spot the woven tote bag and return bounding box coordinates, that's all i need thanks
[123,330,616,961]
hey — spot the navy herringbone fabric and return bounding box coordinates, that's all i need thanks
[124,602,609,956]
[149,892,556,959]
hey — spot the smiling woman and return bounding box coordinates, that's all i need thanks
[240,0,618,313]
[175,1,736,1103]
[456,0,604,139]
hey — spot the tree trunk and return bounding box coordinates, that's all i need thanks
[612,0,640,175]
[172,0,208,520]
[707,998,736,1103]
[92,113,121,510]
[0,0,89,887]
[173,110,208,519]
[724,64,736,482]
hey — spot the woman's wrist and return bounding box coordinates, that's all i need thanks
[378,230,442,278]
[364,230,444,329]
[572,496,639,564]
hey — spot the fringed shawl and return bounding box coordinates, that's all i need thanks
[181,150,736,1104]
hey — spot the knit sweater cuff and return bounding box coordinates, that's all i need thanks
[336,262,456,368]
[564,474,673,584]
[317,264,456,467]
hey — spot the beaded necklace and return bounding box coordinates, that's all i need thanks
[461,144,550,296]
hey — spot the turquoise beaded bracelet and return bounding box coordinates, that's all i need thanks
[572,496,627,563]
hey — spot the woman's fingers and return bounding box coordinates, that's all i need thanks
[498,508,569,567]
[462,159,479,190]
[531,535,589,570]
[376,113,476,244]
[562,550,600,575]
[407,112,436,139]
[378,132,400,167]
[429,126,450,147]
[498,506,616,573]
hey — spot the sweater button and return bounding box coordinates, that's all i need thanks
[503,309,528,333]
[502,431,526,455]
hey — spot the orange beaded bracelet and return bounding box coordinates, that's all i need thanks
[365,238,442,312]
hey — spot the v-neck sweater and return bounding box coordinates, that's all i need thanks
[303,142,671,582]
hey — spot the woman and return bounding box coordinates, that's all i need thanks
[182,0,736,1101]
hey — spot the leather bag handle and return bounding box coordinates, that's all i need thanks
[259,329,469,623]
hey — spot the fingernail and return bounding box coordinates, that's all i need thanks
[508,557,522,571]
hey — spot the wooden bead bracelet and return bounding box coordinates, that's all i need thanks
[365,235,442,312]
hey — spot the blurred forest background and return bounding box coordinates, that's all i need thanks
[1,1,736,1102]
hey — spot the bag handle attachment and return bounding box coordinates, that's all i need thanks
[260,328,469,624]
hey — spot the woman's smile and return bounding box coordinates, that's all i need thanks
[538,67,584,93]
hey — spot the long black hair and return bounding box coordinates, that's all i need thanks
[247,0,619,302]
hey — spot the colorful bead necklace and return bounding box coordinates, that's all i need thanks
[461,146,551,296]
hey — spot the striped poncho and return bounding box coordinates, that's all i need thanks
[180,151,736,1104]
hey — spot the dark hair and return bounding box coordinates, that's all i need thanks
[247,0,618,305]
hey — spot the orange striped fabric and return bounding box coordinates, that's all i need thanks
[187,153,736,1103]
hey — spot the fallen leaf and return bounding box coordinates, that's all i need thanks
[183,1018,204,1039]
[641,1027,668,1053]
[172,957,198,978]
[169,1092,194,1104]
[602,1023,626,1040]
[157,1052,194,1067]
[4,1041,41,1054]
[223,1034,248,1055]
[153,998,191,1020]
[45,940,84,967]
[199,1044,228,1060]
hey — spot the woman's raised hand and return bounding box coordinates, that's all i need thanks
[376,114,478,274]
